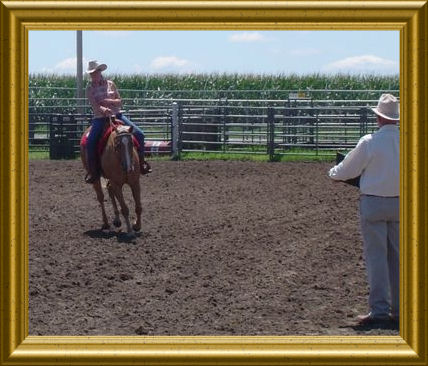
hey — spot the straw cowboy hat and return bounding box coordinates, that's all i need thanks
[371,93,400,121]
[86,60,107,74]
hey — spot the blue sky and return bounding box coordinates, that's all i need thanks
[29,30,399,76]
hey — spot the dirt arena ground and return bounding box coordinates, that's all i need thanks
[29,159,399,336]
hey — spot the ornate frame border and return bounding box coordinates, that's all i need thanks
[1,1,427,365]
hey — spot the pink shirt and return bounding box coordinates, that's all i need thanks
[86,78,122,118]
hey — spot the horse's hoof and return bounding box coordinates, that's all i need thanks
[113,218,122,227]
[101,224,110,230]
[132,223,141,232]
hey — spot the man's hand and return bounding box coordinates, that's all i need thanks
[100,98,121,108]
[101,106,113,116]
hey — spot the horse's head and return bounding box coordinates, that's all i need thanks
[114,125,135,173]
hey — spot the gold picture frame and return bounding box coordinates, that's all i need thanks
[1,1,427,365]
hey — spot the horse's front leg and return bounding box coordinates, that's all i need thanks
[110,182,135,238]
[92,179,110,230]
[107,181,121,228]
[130,180,142,232]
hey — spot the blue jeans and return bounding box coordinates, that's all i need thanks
[86,117,108,171]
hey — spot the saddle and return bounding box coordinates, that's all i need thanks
[80,119,140,157]
[81,118,150,181]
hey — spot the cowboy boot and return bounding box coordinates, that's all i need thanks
[139,153,152,175]
[85,171,99,184]
[143,160,152,174]
[85,158,100,183]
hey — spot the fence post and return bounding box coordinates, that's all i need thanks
[283,102,291,149]
[359,107,368,137]
[221,98,228,153]
[267,107,275,161]
[171,102,180,160]
[66,114,76,158]
[49,114,62,159]
[309,98,314,145]
[76,31,84,115]
[315,111,319,156]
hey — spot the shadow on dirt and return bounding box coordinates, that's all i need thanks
[84,229,143,243]
[341,320,399,332]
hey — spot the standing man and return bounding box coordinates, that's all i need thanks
[328,94,400,326]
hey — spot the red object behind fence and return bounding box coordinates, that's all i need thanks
[144,141,171,155]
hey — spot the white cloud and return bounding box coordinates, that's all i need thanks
[323,55,398,74]
[228,32,268,43]
[55,57,78,71]
[150,56,193,72]
[40,57,89,74]
[290,48,321,56]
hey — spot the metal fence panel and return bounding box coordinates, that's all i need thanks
[28,89,398,159]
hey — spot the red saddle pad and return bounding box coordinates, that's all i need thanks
[80,124,140,156]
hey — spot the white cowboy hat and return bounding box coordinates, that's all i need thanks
[371,93,400,121]
[86,60,107,74]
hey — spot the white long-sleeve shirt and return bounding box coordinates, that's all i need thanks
[328,124,399,197]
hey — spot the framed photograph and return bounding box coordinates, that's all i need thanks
[1,1,427,365]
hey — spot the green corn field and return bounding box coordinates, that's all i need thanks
[29,72,399,101]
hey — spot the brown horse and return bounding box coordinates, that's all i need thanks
[81,117,142,239]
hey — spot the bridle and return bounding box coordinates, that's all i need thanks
[109,116,135,173]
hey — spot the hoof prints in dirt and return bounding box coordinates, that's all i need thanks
[29,160,398,336]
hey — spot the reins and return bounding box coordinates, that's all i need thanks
[108,115,117,131]
[107,116,135,172]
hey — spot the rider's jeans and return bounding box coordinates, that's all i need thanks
[86,117,106,170]
[87,114,146,170]
[116,113,145,156]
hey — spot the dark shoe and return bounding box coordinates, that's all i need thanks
[85,172,99,184]
[356,313,390,326]
[140,161,152,175]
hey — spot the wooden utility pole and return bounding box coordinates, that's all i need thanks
[76,30,83,114]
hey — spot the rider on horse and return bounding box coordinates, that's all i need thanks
[84,60,151,183]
